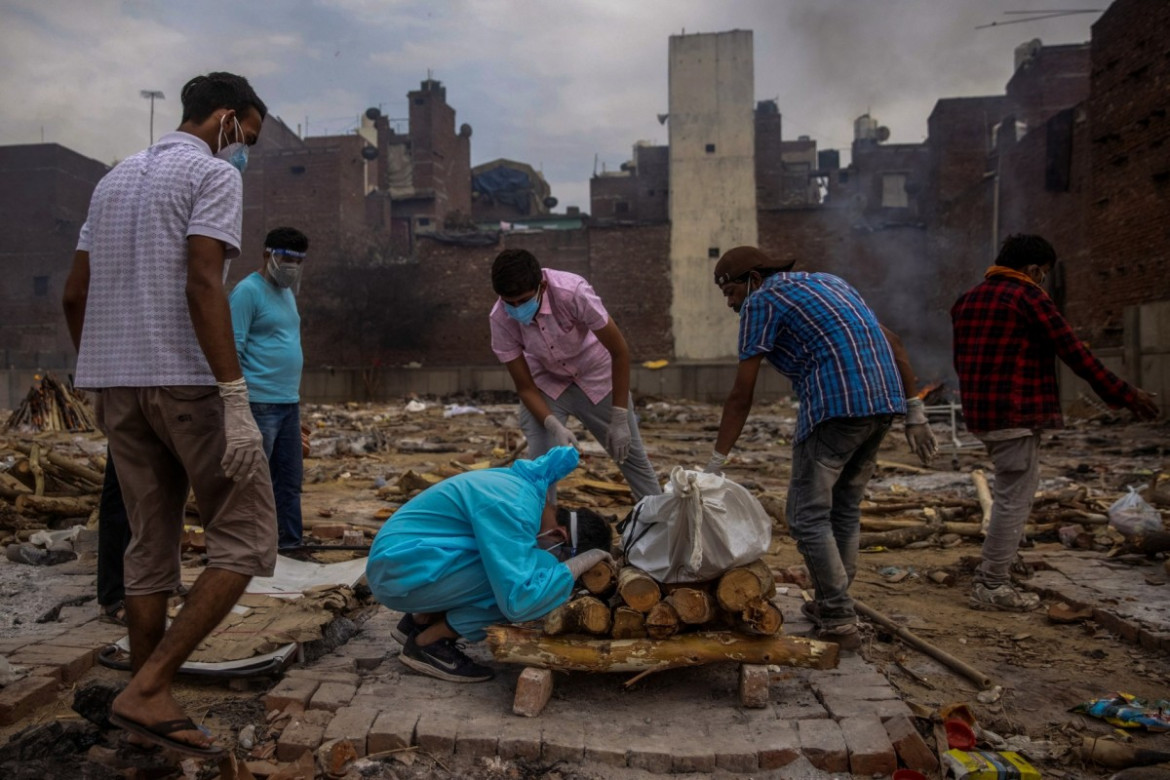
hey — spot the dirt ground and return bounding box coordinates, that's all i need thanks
[2,394,1169,778]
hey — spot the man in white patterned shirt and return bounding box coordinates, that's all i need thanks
[63,72,271,758]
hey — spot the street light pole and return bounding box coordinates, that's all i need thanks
[139,90,165,145]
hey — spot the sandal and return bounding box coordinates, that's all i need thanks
[99,601,127,627]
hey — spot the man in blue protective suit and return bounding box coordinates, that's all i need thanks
[365,446,614,682]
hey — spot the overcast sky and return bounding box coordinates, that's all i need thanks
[0,0,1100,211]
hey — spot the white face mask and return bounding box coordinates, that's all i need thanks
[215,113,249,173]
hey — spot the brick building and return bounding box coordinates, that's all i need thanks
[589,143,669,223]
[0,144,108,368]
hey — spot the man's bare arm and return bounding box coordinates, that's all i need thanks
[62,250,91,352]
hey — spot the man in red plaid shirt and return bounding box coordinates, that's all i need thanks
[952,234,1158,611]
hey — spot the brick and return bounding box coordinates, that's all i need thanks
[313,524,347,539]
[8,644,94,683]
[626,724,671,773]
[368,709,419,754]
[884,714,940,774]
[542,720,584,764]
[841,714,897,777]
[497,716,542,761]
[454,714,501,758]
[811,671,890,690]
[513,667,553,717]
[670,738,717,774]
[308,681,356,713]
[820,694,913,720]
[333,642,387,671]
[582,721,627,767]
[415,712,459,756]
[715,736,759,773]
[798,718,848,773]
[750,716,801,770]
[285,668,361,686]
[739,663,770,708]
[0,675,57,726]
[276,718,325,762]
[53,621,128,647]
[323,706,380,757]
[264,677,319,713]
[815,683,899,702]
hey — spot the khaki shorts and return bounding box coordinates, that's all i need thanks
[102,386,277,596]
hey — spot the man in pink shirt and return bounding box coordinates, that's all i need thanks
[489,249,661,509]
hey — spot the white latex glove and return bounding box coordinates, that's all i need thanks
[702,450,728,475]
[565,548,614,580]
[904,398,937,465]
[543,415,579,450]
[607,406,631,464]
[218,378,264,481]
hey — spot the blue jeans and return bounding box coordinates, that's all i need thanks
[787,415,892,627]
[250,402,303,549]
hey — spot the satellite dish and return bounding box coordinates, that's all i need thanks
[365,107,381,121]
[459,123,473,138]
[543,196,558,209]
[361,146,379,160]
[876,126,891,142]
[657,113,669,125]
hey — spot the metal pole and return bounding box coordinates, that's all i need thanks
[140,90,165,146]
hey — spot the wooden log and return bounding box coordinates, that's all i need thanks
[580,558,618,597]
[611,606,646,639]
[484,626,839,673]
[861,499,978,514]
[972,469,993,535]
[0,472,32,501]
[543,596,611,636]
[644,601,680,640]
[715,560,776,612]
[11,442,104,486]
[858,524,938,549]
[664,588,716,625]
[859,518,1061,538]
[13,494,99,517]
[617,566,661,612]
[1114,529,1170,556]
[737,597,784,636]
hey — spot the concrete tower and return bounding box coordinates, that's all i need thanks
[668,29,758,360]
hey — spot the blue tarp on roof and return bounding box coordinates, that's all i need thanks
[473,167,532,214]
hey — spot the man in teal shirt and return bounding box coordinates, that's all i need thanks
[229,227,308,549]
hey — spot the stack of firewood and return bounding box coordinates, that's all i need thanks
[4,374,97,433]
[544,559,782,640]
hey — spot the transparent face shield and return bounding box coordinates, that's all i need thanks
[536,510,578,562]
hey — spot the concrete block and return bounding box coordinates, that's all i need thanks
[670,738,717,774]
[815,683,900,702]
[415,712,459,756]
[714,737,759,773]
[308,681,356,712]
[810,671,890,691]
[798,718,848,773]
[368,709,419,754]
[582,722,627,767]
[884,714,940,774]
[455,714,501,758]
[497,716,542,761]
[265,677,320,713]
[0,675,57,725]
[739,663,770,708]
[8,644,94,683]
[333,642,387,671]
[513,667,553,717]
[323,706,380,757]
[751,717,801,770]
[542,720,585,764]
[841,714,897,777]
[820,694,913,720]
[626,728,672,773]
[277,718,325,762]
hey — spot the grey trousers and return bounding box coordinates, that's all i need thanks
[976,433,1041,586]
[518,384,662,502]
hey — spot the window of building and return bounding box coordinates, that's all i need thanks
[647,189,656,197]
[289,165,306,175]
[614,201,630,215]
[881,173,909,208]
[33,276,49,297]
[418,217,431,226]
[705,144,716,153]
[708,247,720,258]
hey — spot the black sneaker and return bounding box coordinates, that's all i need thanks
[399,635,494,683]
[391,613,424,644]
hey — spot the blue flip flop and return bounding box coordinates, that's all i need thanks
[109,712,223,758]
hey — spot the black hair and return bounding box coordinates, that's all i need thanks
[556,506,611,555]
[995,234,1056,270]
[265,226,309,253]
[491,249,542,297]
[180,72,268,124]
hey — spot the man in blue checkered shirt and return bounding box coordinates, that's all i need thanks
[705,246,934,651]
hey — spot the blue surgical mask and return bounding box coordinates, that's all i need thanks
[215,114,249,174]
[504,290,541,325]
